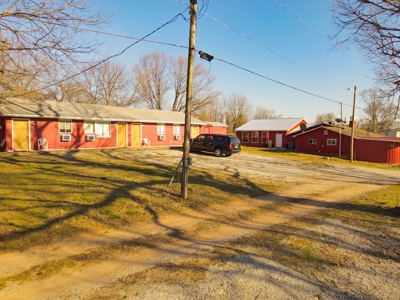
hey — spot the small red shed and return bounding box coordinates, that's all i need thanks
[235,118,308,148]
[289,123,400,164]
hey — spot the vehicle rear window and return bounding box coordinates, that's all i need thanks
[230,137,240,143]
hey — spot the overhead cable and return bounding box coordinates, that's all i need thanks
[13,9,189,98]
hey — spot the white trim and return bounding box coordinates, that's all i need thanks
[59,119,72,133]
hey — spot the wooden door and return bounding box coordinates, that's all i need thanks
[191,126,199,138]
[132,124,141,147]
[13,120,29,150]
[117,123,127,147]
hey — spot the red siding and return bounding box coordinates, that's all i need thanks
[30,119,117,150]
[355,139,400,164]
[1,116,228,152]
[236,120,308,148]
[294,127,400,164]
[237,130,290,148]
[295,128,345,157]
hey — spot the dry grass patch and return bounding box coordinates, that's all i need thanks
[0,149,280,252]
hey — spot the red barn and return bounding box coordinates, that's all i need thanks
[235,118,308,148]
[0,98,227,152]
[289,123,400,164]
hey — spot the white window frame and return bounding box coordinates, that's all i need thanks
[173,124,180,135]
[157,123,165,135]
[251,131,259,143]
[308,139,317,144]
[327,139,337,145]
[59,120,72,133]
[84,121,95,133]
[242,131,249,143]
[95,122,111,138]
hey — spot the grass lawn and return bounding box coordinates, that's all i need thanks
[0,148,280,252]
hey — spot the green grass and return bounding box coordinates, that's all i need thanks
[0,149,281,252]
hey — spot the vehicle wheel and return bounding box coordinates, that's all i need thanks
[214,147,223,157]
[226,153,232,157]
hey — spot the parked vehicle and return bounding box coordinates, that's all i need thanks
[190,134,241,157]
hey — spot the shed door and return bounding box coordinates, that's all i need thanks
[132,124,141,147]
[276,134,283,148]
[13,120,29,150]
[117,123,127,147]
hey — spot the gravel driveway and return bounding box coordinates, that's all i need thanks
[1,149,399,300]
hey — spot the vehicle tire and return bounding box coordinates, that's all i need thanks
[226,153,232,157]
[214,147,223,157]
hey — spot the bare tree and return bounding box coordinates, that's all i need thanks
[193,98,225,123]
[170,54,220,112]
[41,62,87,103]
[224,93,252,133]
[0,0,107,79]
[315,112,336,124]
[253,106,282,119]
[133,52,170,110]
[331,0,400,97]
[82,60,140,107]
[359,87,398,132]
[0,50,48,99]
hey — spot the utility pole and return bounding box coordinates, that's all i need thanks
[181,0,197,199]
[350,86,357,163]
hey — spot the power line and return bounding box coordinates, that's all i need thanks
[213,55,363,110]
[46,25,357,109]
[271,0,328,38]
[13,9,189,98]
[196,11,331,81]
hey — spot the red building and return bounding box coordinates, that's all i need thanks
[235,118,308,148]
[289,123,400,164]
[0,98,227,152]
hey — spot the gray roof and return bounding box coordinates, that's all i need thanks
[207,121,228,127]
[235,118,307,132]
[0,98,206,125]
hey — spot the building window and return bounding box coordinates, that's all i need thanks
[262,132,269,143]
[251,131,259,143]
[59,120,72,133]
[324,130,328,135]
[84,122,95,133]
[327,139,337,145]
[242,132,249,143]
[308,139,317,144]
[157,124,165,134]
[95,122,111,137]
[173,124,180,135]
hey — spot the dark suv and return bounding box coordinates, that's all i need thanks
[190,134,241,157]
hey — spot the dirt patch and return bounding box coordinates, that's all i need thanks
[0,150,399,299]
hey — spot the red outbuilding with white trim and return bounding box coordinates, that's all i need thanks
[235,118,308,148]
[289,123,400,164]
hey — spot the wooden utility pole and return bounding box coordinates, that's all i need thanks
[350,86,357,163]
[181,0,197,199]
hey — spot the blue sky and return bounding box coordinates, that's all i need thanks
[91,0,374,123]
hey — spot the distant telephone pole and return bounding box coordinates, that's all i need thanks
[181,0,197,199]
[350,86,357,163]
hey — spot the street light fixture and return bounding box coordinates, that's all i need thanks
[347,86,357,163]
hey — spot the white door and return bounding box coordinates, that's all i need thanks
[275,134,282,148]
